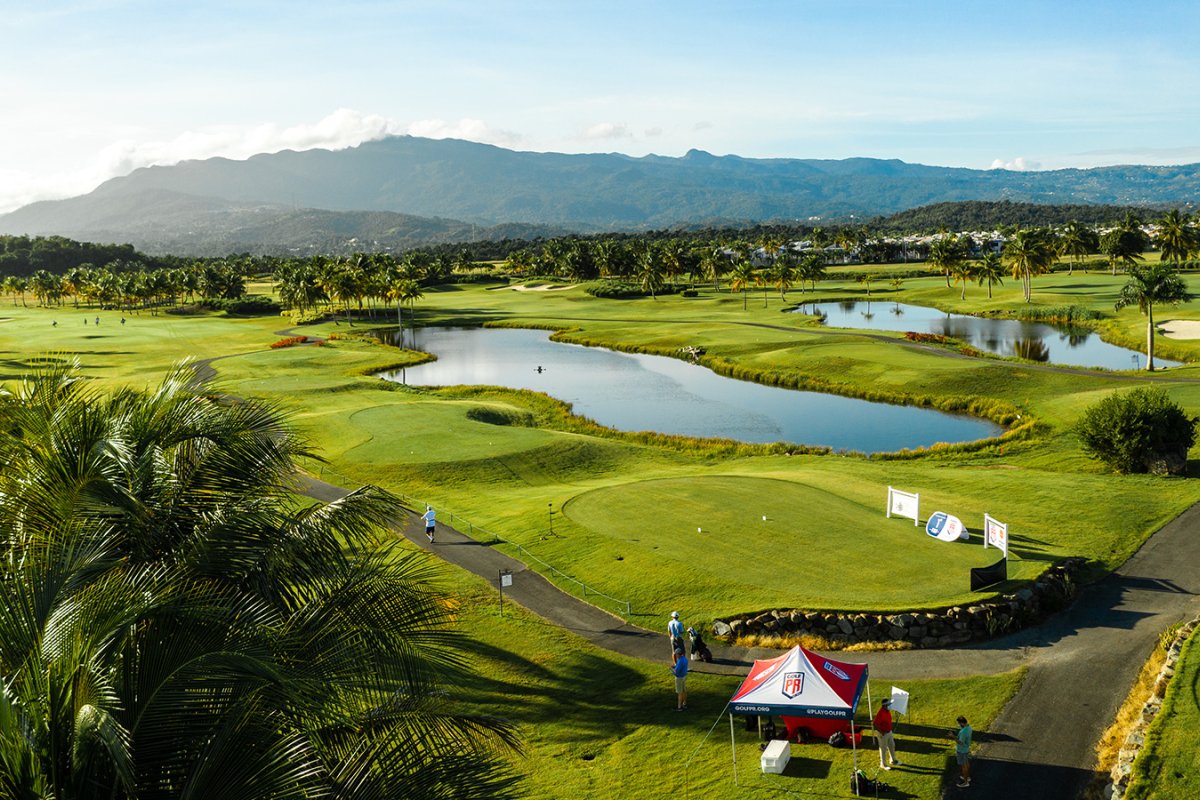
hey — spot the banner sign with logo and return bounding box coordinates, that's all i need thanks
[984,514,1008,556]
[926,511,968,542]
[886,486,920,526]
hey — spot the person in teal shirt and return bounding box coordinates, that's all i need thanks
[954,715,973,788]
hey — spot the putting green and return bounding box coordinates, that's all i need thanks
[564,475,1012,612]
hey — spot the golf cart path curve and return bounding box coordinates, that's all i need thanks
[299,473,1200,799]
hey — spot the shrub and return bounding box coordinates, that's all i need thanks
[583,280,644,298]
[202,296,280,316]
[1075,387,1197,475]
[270,336,308,349]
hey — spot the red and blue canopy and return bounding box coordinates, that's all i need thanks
[728,645,868,719]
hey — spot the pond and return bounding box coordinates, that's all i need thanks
[377,327,1003,453]
[790,300,1178,370]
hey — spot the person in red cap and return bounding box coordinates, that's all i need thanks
[874,698,902,769]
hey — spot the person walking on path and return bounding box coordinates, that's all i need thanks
[668,611,685,661]
[672,648,689,711]
[422,505,437,542]
[874,698,901,769]
[953,715,973,788]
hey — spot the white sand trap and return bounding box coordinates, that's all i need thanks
[510,283,574,292]
[1159,320,1200,340]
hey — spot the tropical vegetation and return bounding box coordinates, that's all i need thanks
[0,362,522,799]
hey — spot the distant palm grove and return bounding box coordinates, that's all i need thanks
[2,205,1198,319]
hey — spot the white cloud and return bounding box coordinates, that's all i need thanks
[989,156,1042,171]
[0,111,527,213]
[581,122,632,140]
[644,127,663,138]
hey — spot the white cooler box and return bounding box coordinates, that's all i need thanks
[760,739,790,774]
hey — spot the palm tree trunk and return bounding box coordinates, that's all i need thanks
[1147,304,1155,371]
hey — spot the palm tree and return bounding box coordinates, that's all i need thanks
[729,260,757,310]
[1115,263,1193,371]
[770,254,795,301]
[1100,228,1147,275]
[950,260,975,300]
[798,253,826,292]
[926,234,966,289]
[1004,227,1056,302]
[975,251,1005,299]
[855,272,876,297]
[396,278,424,345]
[1154,209,1197,264]
[635,242,665,299]
[1059,220,1098,274]
[0,362,522,799]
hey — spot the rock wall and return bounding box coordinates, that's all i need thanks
[712,558,1085,649]
[1107,616,1200,800]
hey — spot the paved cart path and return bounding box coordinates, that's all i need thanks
[299,474,1200,799]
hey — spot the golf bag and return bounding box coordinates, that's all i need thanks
[687,626,713,663]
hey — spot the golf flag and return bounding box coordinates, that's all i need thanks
[887,486,919,526]
[889,687,910,716]
[984,514,1008,556]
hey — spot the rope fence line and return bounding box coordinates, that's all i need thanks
[306,461,633,617]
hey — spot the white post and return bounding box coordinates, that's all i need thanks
[730,713,739,786]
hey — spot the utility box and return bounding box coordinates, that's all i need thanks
[760,739,790,774]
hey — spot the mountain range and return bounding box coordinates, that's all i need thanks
[2,135,1199,255]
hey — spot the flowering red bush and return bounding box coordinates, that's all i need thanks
[270,336,308,349]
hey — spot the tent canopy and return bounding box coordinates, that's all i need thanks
[728,645,868,720]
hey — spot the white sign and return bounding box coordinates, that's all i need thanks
[984,514,1008,556]
[887,486,920,526]
[889,686,910,716]
[500,573,513,588]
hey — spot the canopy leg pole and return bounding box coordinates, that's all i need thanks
[851,718,858,780]
[730,713,739,787]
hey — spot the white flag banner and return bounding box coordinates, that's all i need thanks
[889,686,910,716]
[984,514,1008,557]
[887,486,920,526]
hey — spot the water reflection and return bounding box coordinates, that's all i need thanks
[792,302,1178,370]
[377,327,1002,453]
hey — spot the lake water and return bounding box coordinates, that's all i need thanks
[791,301,1178,370]
[378,327,1002,453]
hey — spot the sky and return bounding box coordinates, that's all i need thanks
[2,0,1199,213]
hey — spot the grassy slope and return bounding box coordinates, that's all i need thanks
[1125,628,1200,800]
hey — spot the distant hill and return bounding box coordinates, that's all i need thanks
[2,135,1199,255]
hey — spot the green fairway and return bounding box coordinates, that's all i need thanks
[565,475,1015,611]
[7,270,1200,622]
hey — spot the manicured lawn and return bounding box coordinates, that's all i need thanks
[8,272,1200,620]
[4,269,1199,796]
[446,562,1024,800]
[1125,627,1200,800]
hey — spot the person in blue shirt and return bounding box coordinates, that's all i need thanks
[672,648,689,711]
[953,715,973,788]
[422,506,436,542]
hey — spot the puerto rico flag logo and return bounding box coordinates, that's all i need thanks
[823,661,850,681]
[781,672,805,698]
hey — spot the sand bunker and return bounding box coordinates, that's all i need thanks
[1159,320,1200,340]
[510,284,573,292]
